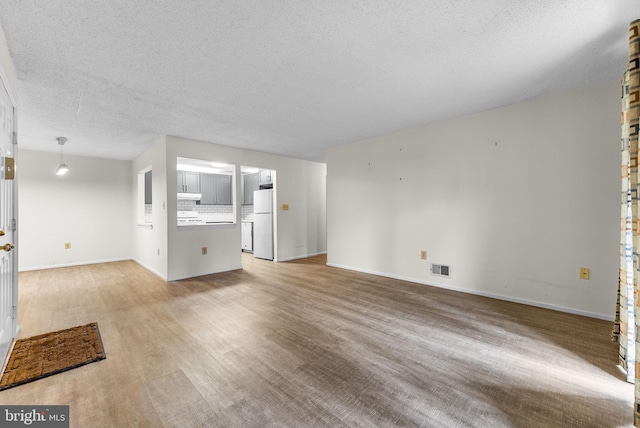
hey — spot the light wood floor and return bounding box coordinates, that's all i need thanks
[0,253,632,427]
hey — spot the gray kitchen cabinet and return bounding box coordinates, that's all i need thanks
[215,174,232,205]
[200,173,215,204]
[200,173,232,205]
[242,173,259,205]
[259,169,273,187]
[177,170,200,193]
[144,170,152,204]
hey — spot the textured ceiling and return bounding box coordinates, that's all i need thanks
[0,1,636,162]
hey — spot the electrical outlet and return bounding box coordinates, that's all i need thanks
[64,243,71,249]
[202,247,207,255]
[579,267,590,280]
[420,250,427,260]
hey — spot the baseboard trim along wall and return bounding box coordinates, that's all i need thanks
[276,252,327,263]
[326,262,613,322]
[19,258,132,273]
[168,265,243,282]
[132,258,168,281]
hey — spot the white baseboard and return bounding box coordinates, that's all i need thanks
[326,262,613,321]
[20,257,242,283]
[277,251,327,263]
[132,259,168,281]
[167,264,242,282]
[19,258,131,273]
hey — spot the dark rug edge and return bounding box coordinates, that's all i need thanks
[0,322,107,391]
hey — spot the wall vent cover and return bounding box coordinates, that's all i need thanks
[431,263,451,277]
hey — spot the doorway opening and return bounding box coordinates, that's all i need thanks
[240,166,276,264]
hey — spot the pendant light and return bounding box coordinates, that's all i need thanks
[56,137,69,175]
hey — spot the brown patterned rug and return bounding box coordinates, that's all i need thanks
[0,322,106,390]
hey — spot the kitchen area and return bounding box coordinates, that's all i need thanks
[176,157,236,225]
[241,166,275,260]
[175,157,275,261]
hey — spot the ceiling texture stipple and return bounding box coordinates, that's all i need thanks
[0,1,636,162]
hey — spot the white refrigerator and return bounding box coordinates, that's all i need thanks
[253,189,273,260]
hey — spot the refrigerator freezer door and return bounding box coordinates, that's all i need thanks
[253,213,273,260]
[254,189,273,214]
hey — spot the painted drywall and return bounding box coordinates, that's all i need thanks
[0,21,17,101]
[275,159,327,262]
[18,149,132,270]
[327,80,620,320]
[165,136,326,281]
[131,136,168,279]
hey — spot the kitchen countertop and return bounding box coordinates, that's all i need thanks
[177,221,234,225]
[177,222,235,230]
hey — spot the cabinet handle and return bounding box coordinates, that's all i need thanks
[1,243,14,252]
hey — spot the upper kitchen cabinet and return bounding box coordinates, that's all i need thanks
[200,173,232,205]
[259,169,273,188]
[177,170,200,193]
[215,175,232,205]
[200,174,214,204]
[242,173,259,205]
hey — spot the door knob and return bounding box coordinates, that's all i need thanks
[1,243,14,252]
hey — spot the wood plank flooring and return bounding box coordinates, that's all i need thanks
[0,254,632,427]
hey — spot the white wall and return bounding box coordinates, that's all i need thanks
[18,149,132,270]
[276,159,327,262]
[165,136,326,281]
[131,136,168,279]
[327,80,620,320]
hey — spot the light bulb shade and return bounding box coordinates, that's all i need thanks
[56,163,69,175]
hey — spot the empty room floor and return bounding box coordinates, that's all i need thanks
[0,253,632,427]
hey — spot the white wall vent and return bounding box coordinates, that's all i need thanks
[431,263,451,277]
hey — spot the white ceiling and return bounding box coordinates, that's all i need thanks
[0,1,636,162]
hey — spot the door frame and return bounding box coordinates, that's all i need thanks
[0,57,19,368]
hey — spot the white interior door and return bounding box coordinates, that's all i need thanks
[0,74,17,366]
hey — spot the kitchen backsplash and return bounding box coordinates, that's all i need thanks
[242,205,254,221]
[178,200,234,222]
[173,200,255,222]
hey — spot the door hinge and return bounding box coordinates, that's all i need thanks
[11,132,16,145]
[11,219,16,232]
[11,306,16,319]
